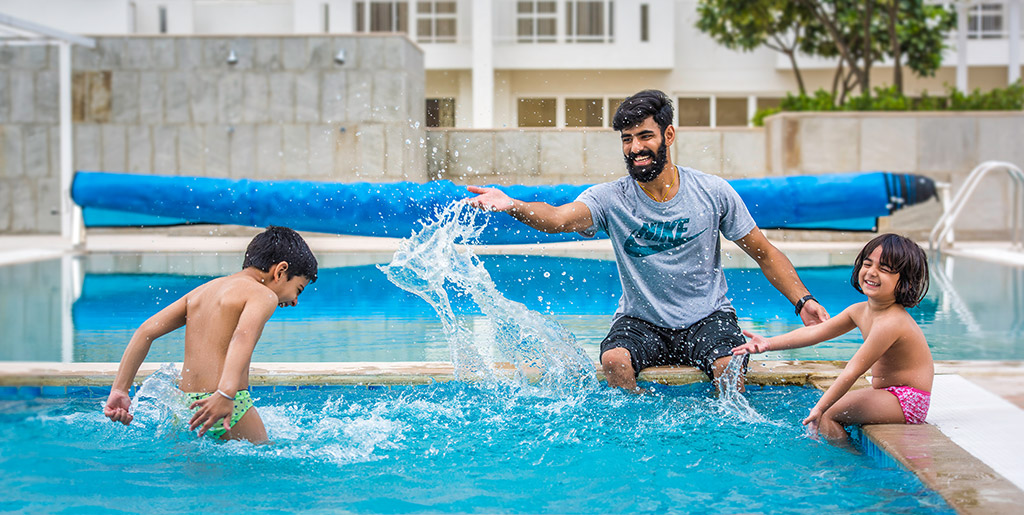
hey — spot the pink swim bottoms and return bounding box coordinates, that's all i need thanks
[884,385,931,424]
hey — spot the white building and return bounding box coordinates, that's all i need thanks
[2,0,1021,128]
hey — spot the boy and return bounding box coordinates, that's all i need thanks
[102,226,318,443]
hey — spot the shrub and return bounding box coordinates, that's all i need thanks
[752,81,1023,126]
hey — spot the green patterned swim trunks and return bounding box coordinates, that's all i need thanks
[184,390,254,439]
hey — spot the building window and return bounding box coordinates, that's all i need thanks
[565,98,603,127]
[678,97,711,127]
[517,1,557,43]
[566,1,614,43]
[967,3,1004,39]
[756,97,781,112]
[716,97,748,127]
[158,5,168,34]
[417,1,457,43]
[518,98,557,127]
[640,4,649,42]
[355,1,408,33]
[426,98,456,127]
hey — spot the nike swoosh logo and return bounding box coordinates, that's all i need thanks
[624,228,707,257]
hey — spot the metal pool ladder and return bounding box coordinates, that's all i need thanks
[929,161,1024,252]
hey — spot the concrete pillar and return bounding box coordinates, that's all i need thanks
[471,0,494,128]
[1009,0,1021,84]
[956,1,969,92]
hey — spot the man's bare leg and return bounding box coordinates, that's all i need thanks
[711,356,745,394]
[601,348,640,392]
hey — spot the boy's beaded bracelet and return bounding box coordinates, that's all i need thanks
[794,294,816,315]
[215,389,235,400]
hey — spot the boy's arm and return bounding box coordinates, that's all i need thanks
[802,317,902,429]
[733,306,857,355]
[465,186,593,234]
[104,297,188,425]
[735,228,830,325]
[189,292,277,437]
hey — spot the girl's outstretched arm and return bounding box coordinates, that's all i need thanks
[733,305,857,355]
[802,316,903,432]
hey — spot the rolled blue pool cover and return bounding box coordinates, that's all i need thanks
[72,171,936,244]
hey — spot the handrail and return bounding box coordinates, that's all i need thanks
[929,161,1024,252]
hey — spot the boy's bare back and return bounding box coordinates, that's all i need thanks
[178,272,280,393]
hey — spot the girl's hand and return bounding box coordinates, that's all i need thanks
[732,330,772,355]
[803,407,823,439]
[465,186,515,212]
[188,394,233,437]
[103,389,134,425]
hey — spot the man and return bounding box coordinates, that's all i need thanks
[467,89,828,392]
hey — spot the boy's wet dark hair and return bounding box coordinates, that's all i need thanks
[243,226,318,282]
[851,233,929,307]
[612,90,674,133]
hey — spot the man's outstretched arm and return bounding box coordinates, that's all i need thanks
[735,227,830,325]
[466,186,594,234]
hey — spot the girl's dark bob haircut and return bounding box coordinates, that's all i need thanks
[851,233,929,307]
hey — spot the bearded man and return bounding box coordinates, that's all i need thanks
[467,89,829,392]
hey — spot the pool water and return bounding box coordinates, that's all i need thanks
[0,253,1020,362]
[0,375,951,514]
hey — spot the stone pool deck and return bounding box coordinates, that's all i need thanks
[1,359,1023,515]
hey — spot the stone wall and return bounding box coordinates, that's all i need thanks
[426,126,766,185]
[426,113,1024,241]
[0,34,426,234]
[764,112,1024,240]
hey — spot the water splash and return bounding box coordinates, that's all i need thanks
[380,202,598,396]
[714,355,774,424]
[130,362,191,438]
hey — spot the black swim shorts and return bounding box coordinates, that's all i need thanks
[599,310,747,379]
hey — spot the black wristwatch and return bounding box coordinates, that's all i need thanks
[795,294,816,315]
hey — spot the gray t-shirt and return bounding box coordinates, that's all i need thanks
[576,165,756,329]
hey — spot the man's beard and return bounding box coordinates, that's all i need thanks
[625,141,668,183]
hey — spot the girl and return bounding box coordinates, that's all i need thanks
[733,233,933,445]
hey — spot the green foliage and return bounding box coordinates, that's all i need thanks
[752,82,1024,126]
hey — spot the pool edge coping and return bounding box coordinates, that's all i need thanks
[2,359,1022,514]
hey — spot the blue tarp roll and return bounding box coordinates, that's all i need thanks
[72,171,936,244]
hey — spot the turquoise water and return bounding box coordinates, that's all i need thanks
[0,376,951,514]
[0,253,1020,362]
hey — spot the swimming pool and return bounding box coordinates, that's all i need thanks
[0,368,952,514]
[0,251,1020,363]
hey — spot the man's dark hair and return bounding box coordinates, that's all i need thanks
[612,90,674,133]
[243,226,318,282]
[850,233,929,307]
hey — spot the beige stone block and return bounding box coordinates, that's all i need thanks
[977,115,1024,166]
[582,130,622,182]
[675,130,722,174]
[539,131,584,179]
[448,131,494,182]
[917,116,977,173]
[424,130,447,181]
[353,124,385,179]
[798,117,860,174]
[721,130,766,178]
[860,117,917,172]
[494,130,539,179]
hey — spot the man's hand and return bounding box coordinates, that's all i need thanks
[732,330,772,355]
[188,394,233,437]
[103,389,134,425]
[465,186,515,212]
[799,299,830,326]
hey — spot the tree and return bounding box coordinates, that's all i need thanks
[698,0,956,105]
[695,0,816,95]
[796,0,955,102]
